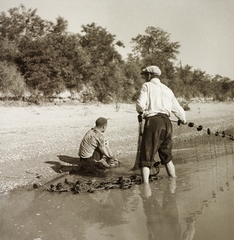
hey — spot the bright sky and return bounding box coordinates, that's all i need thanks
[1,0,234,79]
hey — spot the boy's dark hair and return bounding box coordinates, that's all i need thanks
[95,117,107,127]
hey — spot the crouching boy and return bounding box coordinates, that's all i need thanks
[78,117,118,172]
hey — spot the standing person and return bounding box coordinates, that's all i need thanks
[78,117,118,172]
[136,65,187,183]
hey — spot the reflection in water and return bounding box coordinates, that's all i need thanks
[140,179,181,240]
[182,216,196,240]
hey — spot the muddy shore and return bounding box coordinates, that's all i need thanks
[0,101,233,192]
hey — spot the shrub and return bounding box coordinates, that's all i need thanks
[0,61,26,98]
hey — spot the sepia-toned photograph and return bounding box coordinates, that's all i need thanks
[0,1,233,239]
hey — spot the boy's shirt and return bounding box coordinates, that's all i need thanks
[79,127,105,158]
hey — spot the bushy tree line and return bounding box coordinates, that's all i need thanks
[0,5,233,103]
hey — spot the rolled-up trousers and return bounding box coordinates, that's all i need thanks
[139,114,173,168]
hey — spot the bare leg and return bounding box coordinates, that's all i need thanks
[141,167,150,183]
[143,182,152,198]
[165,161,176,178]
[169,177,177,194]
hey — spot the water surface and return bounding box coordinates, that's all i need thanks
[1,137,234,240]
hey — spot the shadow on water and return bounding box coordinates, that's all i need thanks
[1,130,234,240]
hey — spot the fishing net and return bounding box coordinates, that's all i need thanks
[33,172,161,194]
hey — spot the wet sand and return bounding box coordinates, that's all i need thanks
[0,101,234,239]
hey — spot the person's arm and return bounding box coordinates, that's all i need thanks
[99,145,113,158]
[171,96,187,124]
[136,83,148,114]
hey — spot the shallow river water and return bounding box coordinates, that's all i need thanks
[1,135,234,240]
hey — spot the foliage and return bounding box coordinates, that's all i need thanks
[131,26,180,78]
[0,4,53,41]
[122,60,143,101]
[0,5,232,102]
[0,61,26,98]
[79,23,125,102]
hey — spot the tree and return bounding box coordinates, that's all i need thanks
[0,4,53,42]
[230,81,234,100]
[14,15,91,96]
[219,77,232,100]
[16,17,70,95]
[131,26,180,78]
[59,33,90,92]
[122,59,143,101]
[0,5,60,96]
[0,37,18,63]
[0,61,26,98]
[79,23,124,102]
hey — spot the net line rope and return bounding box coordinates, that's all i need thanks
[171,120,234,141]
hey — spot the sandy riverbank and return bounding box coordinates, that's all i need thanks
[0,101,233,191]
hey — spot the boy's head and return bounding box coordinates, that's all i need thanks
[95,117,108,132]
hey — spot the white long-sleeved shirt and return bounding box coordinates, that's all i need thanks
[136,78,186,122]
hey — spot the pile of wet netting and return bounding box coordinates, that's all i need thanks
[33,172,161,194]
